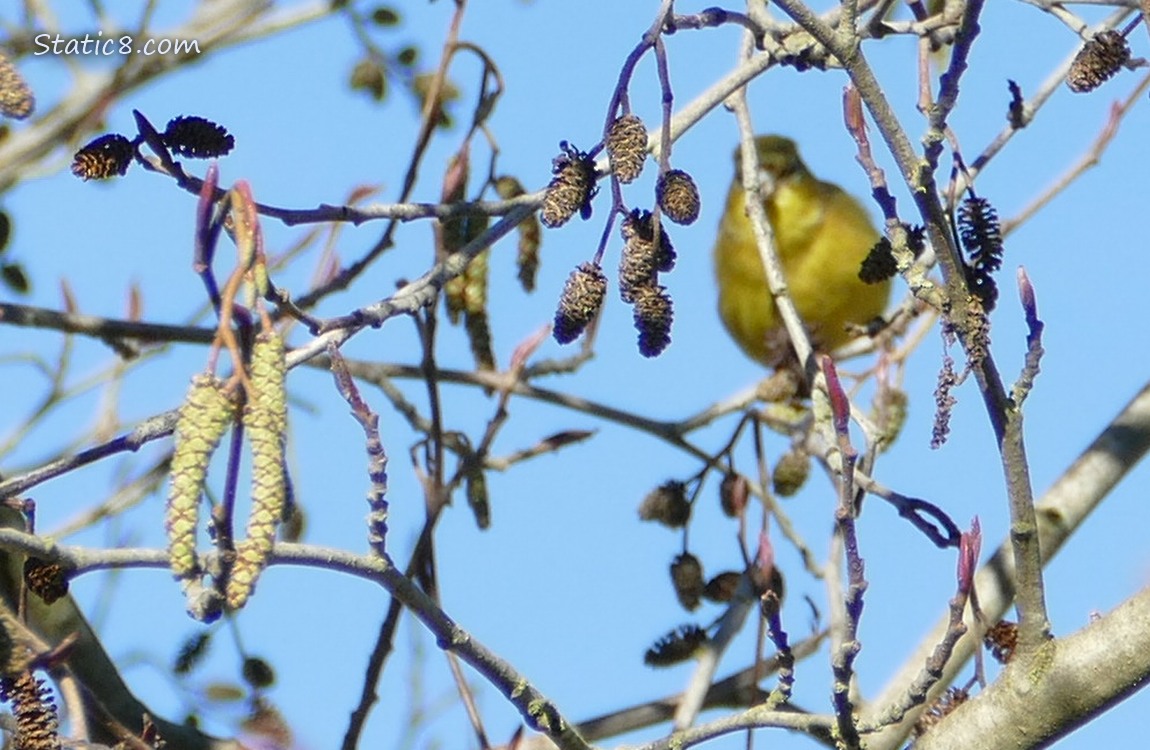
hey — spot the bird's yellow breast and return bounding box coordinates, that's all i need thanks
[713,141,890,365]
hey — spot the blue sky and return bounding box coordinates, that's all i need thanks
[2,2,1149,749]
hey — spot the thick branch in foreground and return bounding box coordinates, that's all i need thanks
[914,584,1150,749]
[864,379,1150,749]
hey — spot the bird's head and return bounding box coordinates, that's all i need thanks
[732,135,810,195]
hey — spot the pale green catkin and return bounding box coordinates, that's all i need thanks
[166,375,237,579]
[227,331,287,610]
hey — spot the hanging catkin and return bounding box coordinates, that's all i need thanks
[166,375,238,579]
[226,331,288,609]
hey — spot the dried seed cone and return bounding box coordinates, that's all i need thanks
[1067,30,1129,93]
[984,619,1018,664]
[958,197,1004,273]
[623,209,675,273]
[618,210,674,303]
[670,552,705,611]
[23,558,68,605]
[644,624,708,667]
[541,145,595,228]
[638,480,690,528]
[631,284,673,358]
[162,115,235,158]
[229,332,288,609]
[772,448,810,497]
[913,687,969,738]
[872,387,909,451]
[0,671,60,750]
[617,242,656,304]
[71,134,134,180]
[0,51,34,120]
[719,473,749,518]
[167,375,238,579]
[553,262,607,344]
[703,571,742,603]
[656,169,700,225]
[859,238,898,284]
[606,114,647,184]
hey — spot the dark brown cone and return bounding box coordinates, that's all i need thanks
[985,619,1018,664]
[703,571,742,603]
[619,210,674,303]
[541,143,596,228]
[1067,30,1129,93]
[644,624,707,667]
[656,169,701,225]
[162,115,235,158]
[631,284,673,357]
[719,473,749,517]
[772,449,810,497]
[71,134,134,180]
[553,262,607,344]
[670,552,705,611]
[23,558,69,605]
[606,113,647,184]
[638,480,690,527]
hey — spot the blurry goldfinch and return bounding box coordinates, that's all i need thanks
[713,135,890,365]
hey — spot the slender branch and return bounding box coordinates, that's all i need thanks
[0,410,179,501]
[0,303,216,345]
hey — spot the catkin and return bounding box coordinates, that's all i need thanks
[0,50,34,120]
[166,375,238,579]
[227,331,288,610]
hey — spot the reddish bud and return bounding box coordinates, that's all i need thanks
[820,355,851,436]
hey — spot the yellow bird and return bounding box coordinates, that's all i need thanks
[713,135,890,365]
